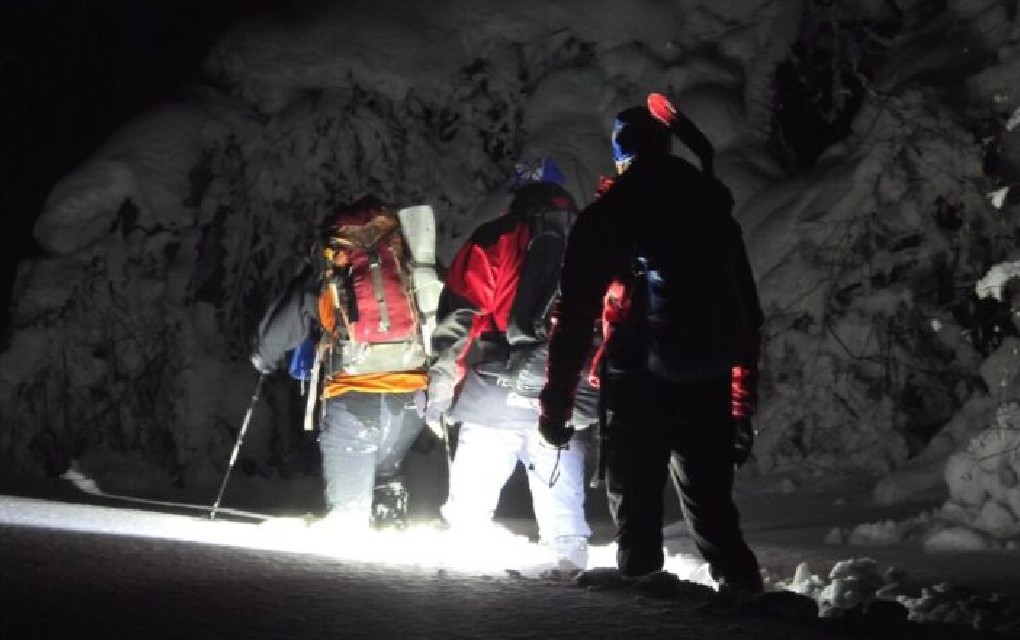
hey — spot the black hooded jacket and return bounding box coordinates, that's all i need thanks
[540,153,763,423]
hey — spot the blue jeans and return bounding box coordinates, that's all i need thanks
[318,392,422,524]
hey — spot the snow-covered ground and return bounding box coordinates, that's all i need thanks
[3,476,1020,639]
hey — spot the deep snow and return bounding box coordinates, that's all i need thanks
[4,475,1020,639]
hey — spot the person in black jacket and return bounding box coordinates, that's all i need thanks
[539,102,764,592]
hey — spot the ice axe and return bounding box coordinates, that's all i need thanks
[210,374,265,520]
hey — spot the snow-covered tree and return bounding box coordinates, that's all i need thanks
[2,0,1019,499]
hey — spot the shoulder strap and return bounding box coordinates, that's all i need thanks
[505,203,575,346]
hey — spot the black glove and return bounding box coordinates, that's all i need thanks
[733,416,755,467]
[422,386,451,440]
[251,352,275,375]
[539,414,574,448]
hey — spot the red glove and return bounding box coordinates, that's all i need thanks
[594,175,615,198]
[731,365,757,467]
[731,365,757,419]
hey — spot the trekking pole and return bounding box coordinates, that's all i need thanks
[439,415,454,477]
[590,361,608,489]
[668,455,687,525]
[590,416,607,489]
[210,374,265,520]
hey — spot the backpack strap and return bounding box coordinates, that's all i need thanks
[302,341,326,432]
[367,246,391,333]
[323,221,401,339]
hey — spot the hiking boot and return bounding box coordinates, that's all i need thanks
[308,511,373,543]
[372,480,409,530]
[549,535,589,572]
[716,575,765,600]
[634,571,716,600]
[575,567,634,589]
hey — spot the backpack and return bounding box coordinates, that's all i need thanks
[318,196,427,376]
[603,174,750,382]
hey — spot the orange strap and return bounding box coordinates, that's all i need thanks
[323,371,428,397]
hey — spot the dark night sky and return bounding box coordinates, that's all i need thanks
[0,0,275,337]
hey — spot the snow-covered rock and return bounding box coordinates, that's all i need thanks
[776,556,1020,632]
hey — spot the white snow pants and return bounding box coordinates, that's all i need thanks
[441,423,592,542]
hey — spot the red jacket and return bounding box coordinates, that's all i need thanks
[427,183,578,427]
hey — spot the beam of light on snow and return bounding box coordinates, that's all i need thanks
[1,494,712,583]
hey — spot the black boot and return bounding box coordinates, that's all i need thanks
[372,479,409,530]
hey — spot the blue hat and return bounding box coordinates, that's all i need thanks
[612,107,670,164]
[510,157,565,191]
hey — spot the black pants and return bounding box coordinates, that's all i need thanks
[603,372,761,589]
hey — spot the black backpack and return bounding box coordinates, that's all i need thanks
[604,173,751,382]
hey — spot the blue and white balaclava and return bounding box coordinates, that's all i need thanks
[611,117,635,165]
[611,106,671,166]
